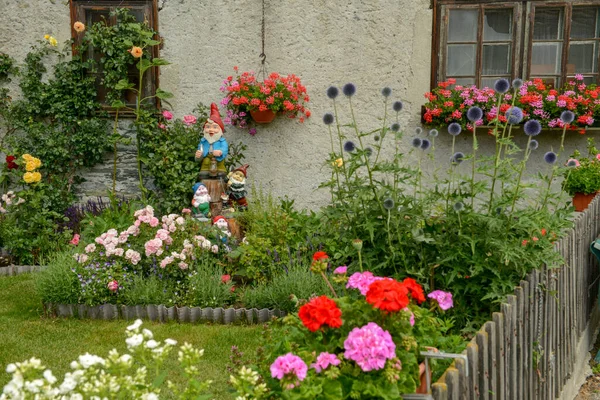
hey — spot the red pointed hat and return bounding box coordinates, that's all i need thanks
[207,103,225,133]
[212,215,227,224]
[233,164,249,177]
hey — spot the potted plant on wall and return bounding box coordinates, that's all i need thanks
[219,67,311,134]
[562,139,600,212]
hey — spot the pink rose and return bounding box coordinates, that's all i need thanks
[162,110,173,120]
[183,115,197,126]
[69,234,80,245]
[107,280,119,292]
[158,123,167,130]
[182,208,191,214]
[221,274,231,283]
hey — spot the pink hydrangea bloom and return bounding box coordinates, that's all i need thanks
[343,322,396,371]
[183,115,197,126]
[333,266,347,274]
[428,290,454,310]
[270,353,308,381]
[346,272,383,295]
[312,352,340,373]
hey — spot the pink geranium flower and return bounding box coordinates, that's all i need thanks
[346,271,383,295]
[343,322,396,371]
[312,352,340,373]
[270,353,308,382]
[427,290,454,310]
[333,266,347,274]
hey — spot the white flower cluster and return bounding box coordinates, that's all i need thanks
[230,366,268,400]
[0,320,211,400]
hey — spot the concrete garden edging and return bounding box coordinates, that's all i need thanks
[0,265,45,276]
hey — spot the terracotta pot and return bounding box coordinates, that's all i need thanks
[415,361,431,394]
[250,109,276,124]
[572,192,598,212]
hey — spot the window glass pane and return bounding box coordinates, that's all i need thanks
[85,9,110,26]
[447,44,476,76]
[482,44,510,74]
[534,8,563,40]
[481,77,510,89]
[448,9,478,42]
[453,77,475,86]
[531,43,562,75]
[571,8,598,39]
[568,43,597,74]
[484,9,512,41]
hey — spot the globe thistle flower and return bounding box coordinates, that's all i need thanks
[391,123,400,132]
[451,152,465,164]
[495,206,504,215]
[529,139,539,151]
[453,201,464,212]
[466,107,483,122]
[381,87,392,97]
[420,138,431,150]
[494,78,510,94]
[560,110,575,124]
[365,147,373,157]
[322,113,334,125]
[344,141,356,152]
[383,198,395,210]
[506,107,524,125]
[343,83,356,97]
[448,122,462,136]
[544,151,557,164]
[428,129,439,137]
[524,120,542,136]
[374,135,380,142]
[392,101,403,112]
[414,127,423,135]
[412,138,423,148]
[512,78,523,90]
[326,86,339,99]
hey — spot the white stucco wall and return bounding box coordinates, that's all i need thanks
[0,0,595,209]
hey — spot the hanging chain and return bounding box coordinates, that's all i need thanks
[258,0,267,80]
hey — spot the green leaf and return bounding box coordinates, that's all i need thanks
[145,39,162,46]
[114,79,134,90]
[151,58,170,66]
[155,89,173,99]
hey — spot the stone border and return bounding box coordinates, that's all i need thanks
[45,303,286,325]
[0,265,45,276]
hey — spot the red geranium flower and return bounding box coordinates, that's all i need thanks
[5,155,17,170]
[298,295,342,332]
[366,278,410,312]
[312,251,329,263]
[402,277,426,304]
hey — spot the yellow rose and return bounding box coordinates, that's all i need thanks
[32,172,41,183]
[48,37,58,47]
[22,154,33,161]
[23,171,41,184]
[32,157,42,169]
[25,161,36,172]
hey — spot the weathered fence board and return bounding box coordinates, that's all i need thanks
[431,196,600,400]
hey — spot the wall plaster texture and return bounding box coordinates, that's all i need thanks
[0,0,595,209]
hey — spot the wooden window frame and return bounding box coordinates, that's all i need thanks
[69,0,160,114]
[432,0,600,89]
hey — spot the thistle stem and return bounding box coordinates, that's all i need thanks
[470,125,477,209]
[540,124,568,210]
[508,135,533,218]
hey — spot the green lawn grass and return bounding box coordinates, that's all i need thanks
[0,273,263,399]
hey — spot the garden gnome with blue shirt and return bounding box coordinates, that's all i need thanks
[195,103,228,179]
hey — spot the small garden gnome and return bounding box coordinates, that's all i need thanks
[227,164,249,210]
[212,215,231,243]
[195,103,228,179]
[191,182,211,221]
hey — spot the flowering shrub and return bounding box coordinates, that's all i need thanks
[562,138,600,196]
[0,320,211,399]
[231,259,459,399]
[220,67,311,134]
[423,75,600,131]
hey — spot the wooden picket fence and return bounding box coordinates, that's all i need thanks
[432,195,600,400]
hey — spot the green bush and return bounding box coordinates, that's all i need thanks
[35,251,80,304]
[185,263,234,308]
[562,138,600,196]
[121,274,175,306]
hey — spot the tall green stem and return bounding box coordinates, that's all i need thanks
[446,135,456,211]
[112,108,120,196]
[373,97,389,165]
[508,136,533,217]
[470,125,477,208]
[136,62,146,203]
[540,124,569,210]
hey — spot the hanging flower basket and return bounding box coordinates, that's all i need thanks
[250,109,276,124]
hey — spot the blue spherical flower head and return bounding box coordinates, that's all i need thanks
[451,152,465,165]
[466,107,483,122]
[374,135,380,142]
[391,123,400,132]
[512,78,523,90]
[453,201,464,212]
[429,129,439,137]
[448,122,462,136]
[343,140,356,152]
[524,120,542,136]
[383,198,395,210]
[560,110,575,124]
[342,83,356,97]
[420,138,431,150]
[415,127,423,135]
[506,107,524,125]
[494,78,510,94]
[529,139,539,151]
[393,101,403,112]
[381,87,392,97]
[326,86,339,99]
[322,113,334,125]
[544,151,557,164]
[412,138,423,148]
[365,147,373,157]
